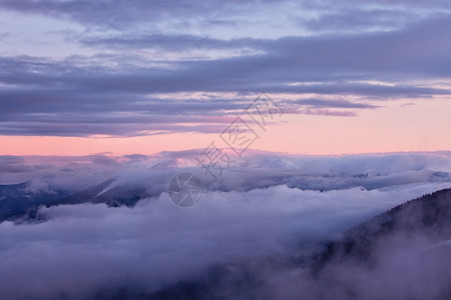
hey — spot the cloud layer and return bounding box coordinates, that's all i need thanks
[1,151,451,298]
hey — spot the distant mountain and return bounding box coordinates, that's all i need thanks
[0,178,154,223]
[0,182,69,222]
[55,178,149,207]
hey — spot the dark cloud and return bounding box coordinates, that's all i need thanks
[301,8,411,32]
[0,155,32,173]
[124,154,148,161]
[294,98,379,109]
[0,1,450,136]
[0,0,225,28]
[1,0,450,30]
[79,34,266,52]
[92,155,120,166]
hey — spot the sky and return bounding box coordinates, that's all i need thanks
[1,0,451,155]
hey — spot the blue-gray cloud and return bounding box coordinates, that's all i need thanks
[0,1,450,136]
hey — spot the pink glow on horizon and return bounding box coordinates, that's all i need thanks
[1,98,450,156]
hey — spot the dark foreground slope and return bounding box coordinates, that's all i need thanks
[105,188,451,300]
[310,188,451,272]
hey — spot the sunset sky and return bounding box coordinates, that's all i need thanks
[1,0,451,155]
[3,2,451,299]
